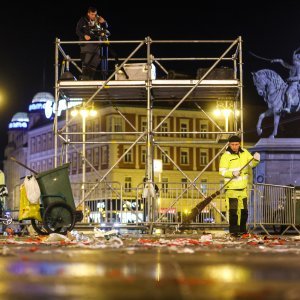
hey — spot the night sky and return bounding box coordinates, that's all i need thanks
[1,0,300,163]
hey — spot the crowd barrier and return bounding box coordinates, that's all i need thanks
[7,182,300,235]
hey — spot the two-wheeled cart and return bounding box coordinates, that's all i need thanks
[11,157,82,235]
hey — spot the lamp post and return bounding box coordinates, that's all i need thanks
[154,159,163,184]
[71,107,97,221]
[153,159,163,219]
[213,101,239,132]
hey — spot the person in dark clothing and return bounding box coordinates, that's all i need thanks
[76,7,108,80]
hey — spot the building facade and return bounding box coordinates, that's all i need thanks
[4,91,247,223]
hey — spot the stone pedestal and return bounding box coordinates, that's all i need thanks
[250,138,300,186]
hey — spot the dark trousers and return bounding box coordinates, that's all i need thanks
[80,44,101,80]
[229,198,248,234]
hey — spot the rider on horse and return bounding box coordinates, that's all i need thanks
[272,48,300,113]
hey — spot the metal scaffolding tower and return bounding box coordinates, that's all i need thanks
[54,36,243,224]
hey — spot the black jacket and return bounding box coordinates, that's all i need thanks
[76,15,108,41]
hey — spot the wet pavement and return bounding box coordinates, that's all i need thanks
[0,232,300,300]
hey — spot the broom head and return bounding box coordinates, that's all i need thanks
[182,191,221,224]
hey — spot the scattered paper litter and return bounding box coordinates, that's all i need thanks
[200,234,213,242]
[45,233,70,242]
[2,246,10,256]
[94,228,119,239]
[108,237,123,248]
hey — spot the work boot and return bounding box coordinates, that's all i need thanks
[230,232,242,238]
[240,209,248,233]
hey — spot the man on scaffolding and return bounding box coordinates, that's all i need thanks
[76,6,109,80]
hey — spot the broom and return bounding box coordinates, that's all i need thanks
[183,157,254,223]
[10,156,38,175]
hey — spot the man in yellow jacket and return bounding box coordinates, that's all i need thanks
[0,170,8,218]
[219,135,260,236]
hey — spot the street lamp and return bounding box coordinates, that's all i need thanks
[213,101,239,132]
[153,159,163,215]
[71,107,97,221]
[0,88,7,109]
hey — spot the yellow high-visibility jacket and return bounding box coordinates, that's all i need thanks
[0,170,4,186]
[219,147,259,190]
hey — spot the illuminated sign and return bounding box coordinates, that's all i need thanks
[28,102,46,111]
[8,121,28,129]
[44,98,83,119]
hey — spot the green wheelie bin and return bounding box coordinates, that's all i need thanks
[31,163,80,235]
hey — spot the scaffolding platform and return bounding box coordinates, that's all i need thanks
[59,79,239,102]
[54,37,244,227]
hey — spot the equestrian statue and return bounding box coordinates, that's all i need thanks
[252,48,300,138]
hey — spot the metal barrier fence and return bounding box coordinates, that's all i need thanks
[62,182,300,235]
[152,182,228,226]
[70,181,229,227]
[7,182,300,235]
[248,183,300,235]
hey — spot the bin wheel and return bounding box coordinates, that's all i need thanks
[3,216,13,226]
[43,202,75,235]
[31,219,48,235]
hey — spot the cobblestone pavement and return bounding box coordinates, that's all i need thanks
[0,231,300,299]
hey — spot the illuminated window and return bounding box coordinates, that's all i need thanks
[101,146,108,165]
[161,121,169,136]
[42,160,46,171]
[87,149,92,171]
[47,132,53,149]
[94,118,100,132]
[141,119,147,132]
[200,150,208,166]
[37,136,41,152]
[115,117,123,132]
[109,116,123,132]
[141,148,146,164]
[200,122,208,139]
[124,148,133,163]
[180,149,189,164]
[162,178,169,192]
[181,178,188,190]
[48,158,53,169]
[93,147,99,167]
[161,148,170,164]
[200,179,207,194]
[125,177,132,192]
[71,124,77,142]
[180,121,188,138]
[30,137,36,154]
[72,152,77,173]
[42,134,47,151]
[78,152,83,170]
[86,120,92,140]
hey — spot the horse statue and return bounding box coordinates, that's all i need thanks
[252,69,300,138]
